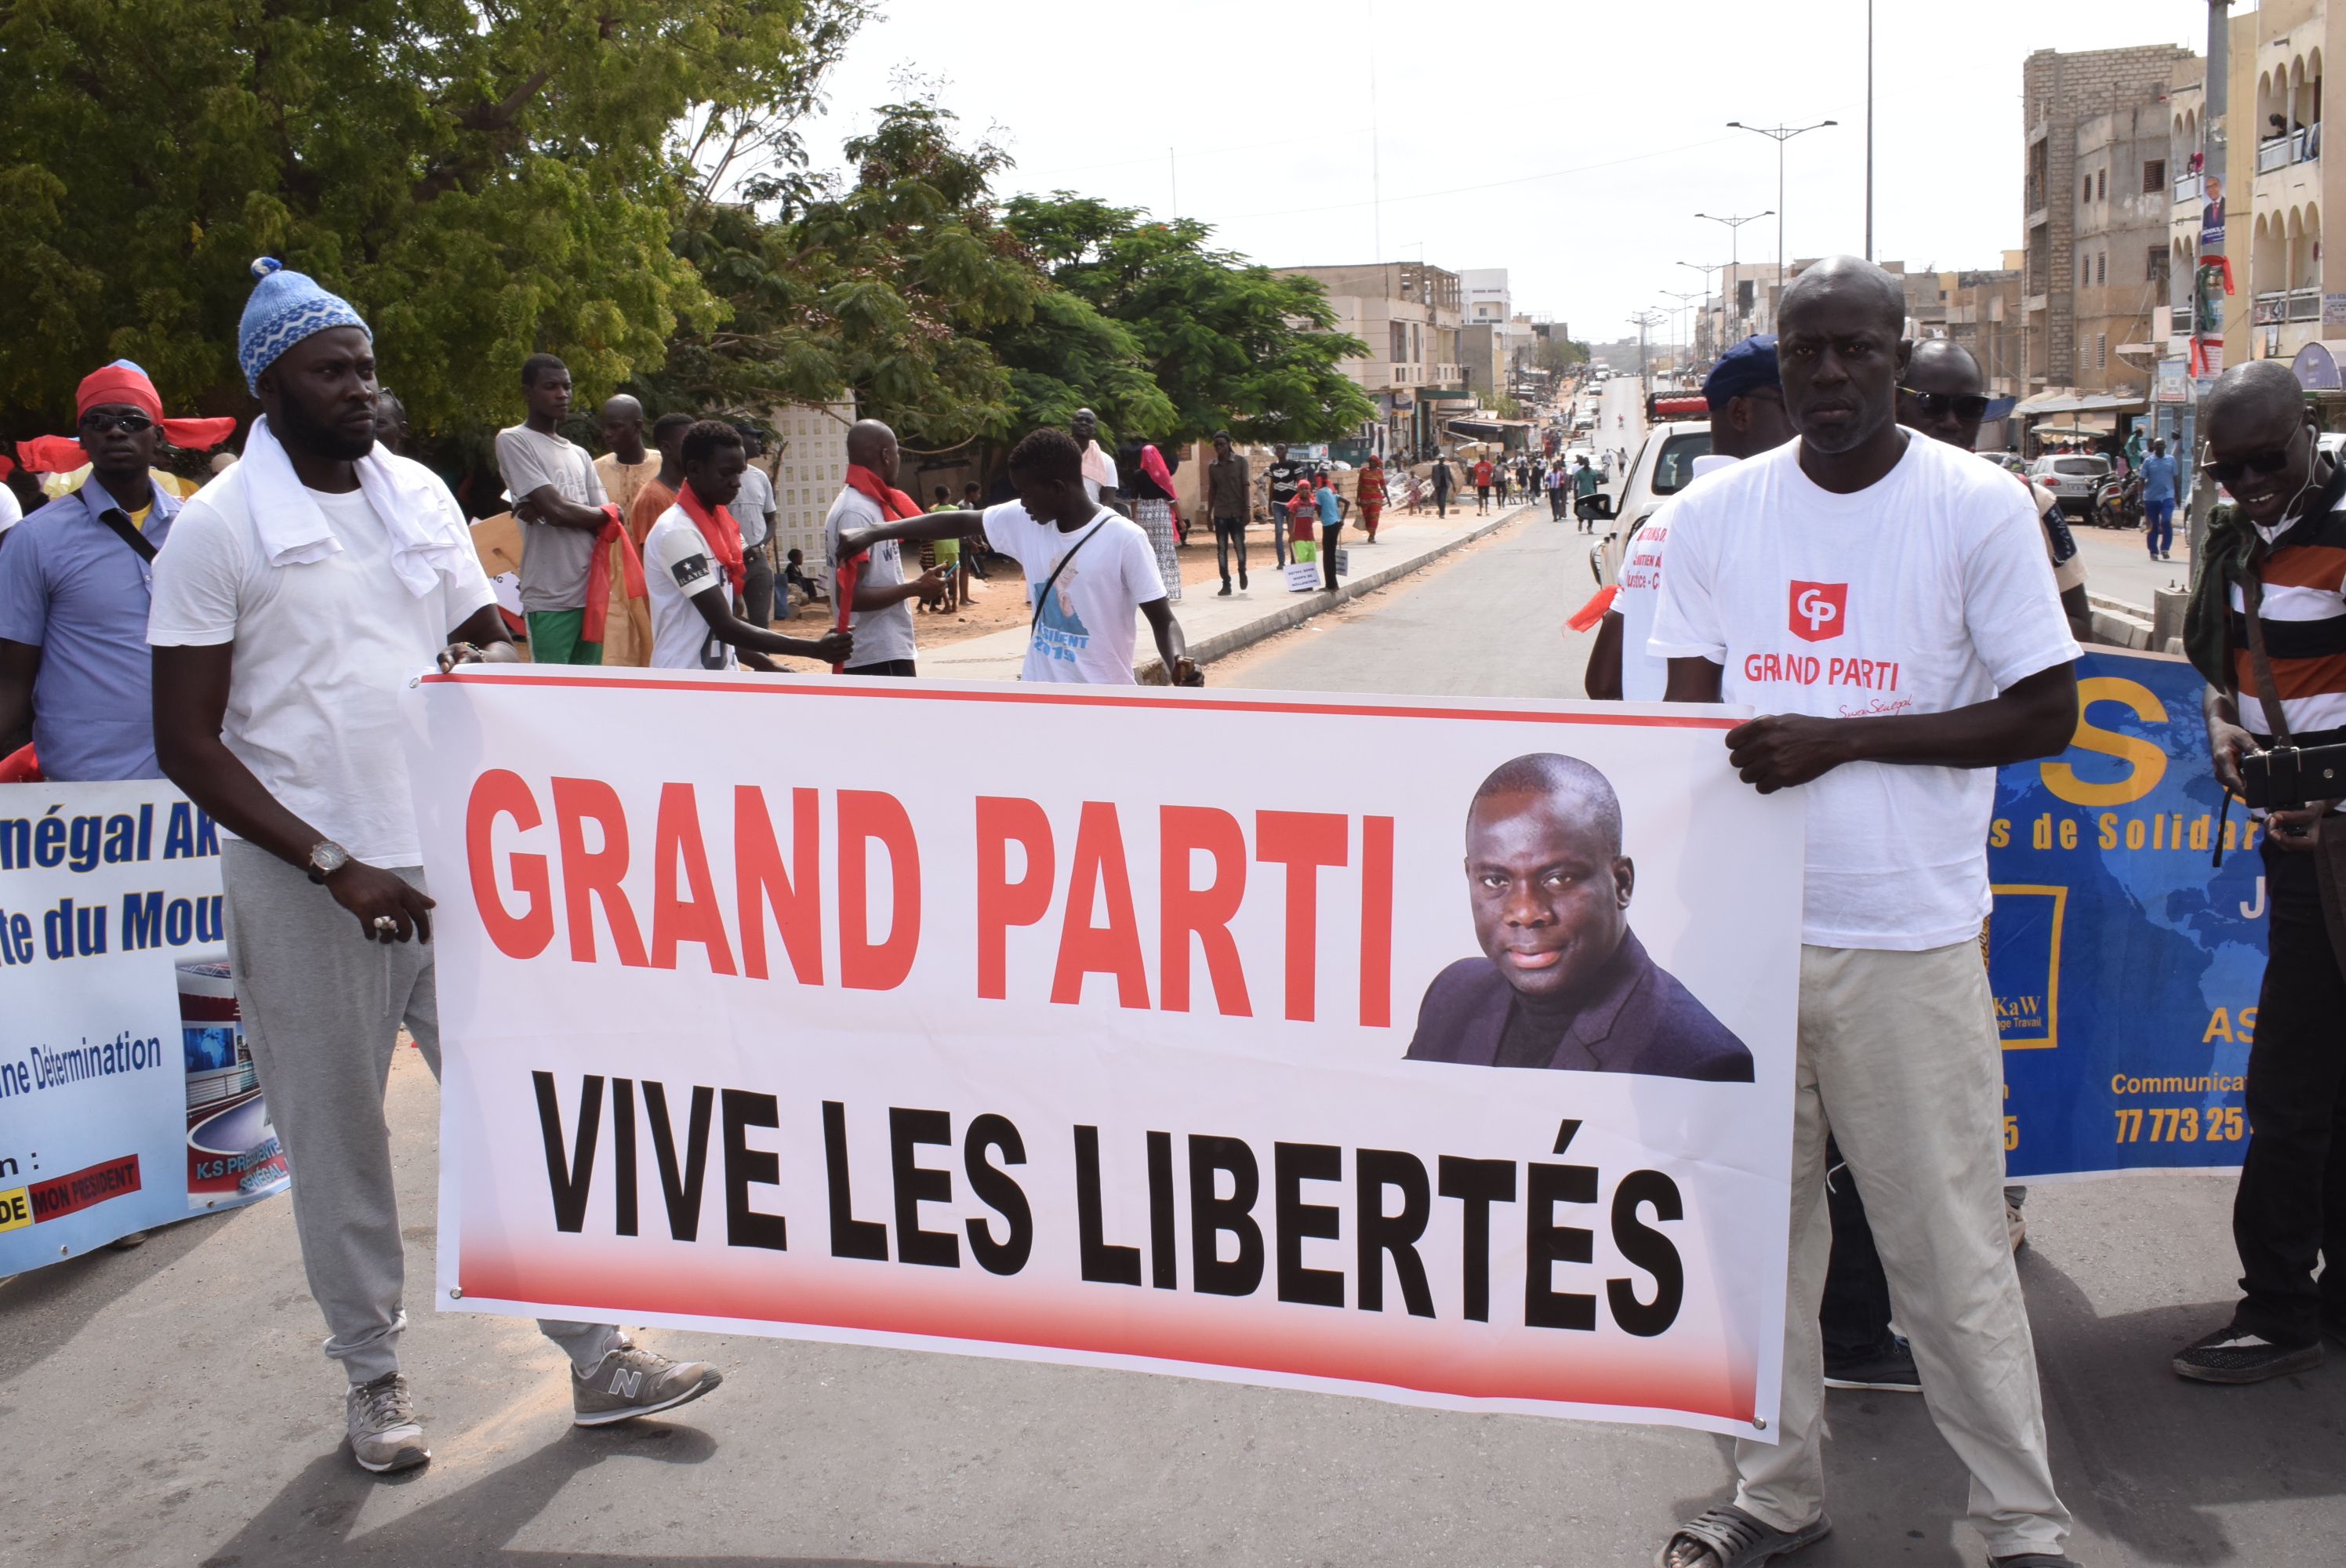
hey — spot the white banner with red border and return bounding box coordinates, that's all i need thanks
[405,668,1800,1438]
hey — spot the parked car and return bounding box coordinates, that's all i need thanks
[2028,453,2112,518]
[1589,420,1713,586]
[1977,451,2030,477]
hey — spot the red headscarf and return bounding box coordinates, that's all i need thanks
[18,361,237,473]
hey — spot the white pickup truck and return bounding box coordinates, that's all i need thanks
[1586,419,1713,587]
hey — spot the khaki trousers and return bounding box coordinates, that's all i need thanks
[1733,942,2071,1558]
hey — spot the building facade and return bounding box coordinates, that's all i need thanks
[1276,262,1466,459]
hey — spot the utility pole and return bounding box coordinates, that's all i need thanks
[1662,292,1704,383]
[1679,262,1726,364]
[1629,309,1665,398]
[2188,1,2231,584]
[1696,212,1772,344]
[1728,119,1838,325]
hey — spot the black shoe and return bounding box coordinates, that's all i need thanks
[1824,1334,1921,1392]
[2173,1323,2323,1384]
[1239,572,1248,589]
[1217,582,1232,596]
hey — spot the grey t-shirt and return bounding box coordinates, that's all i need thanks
[735,463,775,548]
[823,485,916,667]
[496,425,608,613]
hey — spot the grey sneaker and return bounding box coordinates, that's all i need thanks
[346,1372,430,1473]
[571,1338,722,1426]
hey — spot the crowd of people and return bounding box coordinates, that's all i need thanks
[5,250,2337,1568]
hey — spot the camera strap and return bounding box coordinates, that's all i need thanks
[2242,553,2346,976]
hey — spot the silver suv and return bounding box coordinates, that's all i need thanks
[2028,453,2111,518]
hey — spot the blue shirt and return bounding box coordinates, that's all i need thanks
[1315,486,1342,525]
[2139,453,2178,503]
[0,474,179,779]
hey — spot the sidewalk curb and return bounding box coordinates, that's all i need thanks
[1135,503,1538,684]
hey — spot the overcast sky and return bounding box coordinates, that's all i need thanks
[804,0,2223,350]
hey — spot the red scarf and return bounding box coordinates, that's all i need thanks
[677,482,746,577]
[580,504,647,644]
[843,463,920,522]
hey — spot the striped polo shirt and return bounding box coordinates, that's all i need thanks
[2229,464,2346,738]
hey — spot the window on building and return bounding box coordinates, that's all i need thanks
[2097,332,2108,368]
[2144,158,2167,191]
[2148,246,2170,288]
[1391,321,1408,362]
[2083,175,2092,204]
[2097,252,2107,285]
[2097,169,2108,200]
[2081,253,2090,285]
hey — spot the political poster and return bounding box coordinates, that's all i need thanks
[405,670,1805,1439]
[1988,648,2264,1181]
[0,780,245,1266]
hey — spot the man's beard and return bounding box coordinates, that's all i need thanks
[274,390,375,462]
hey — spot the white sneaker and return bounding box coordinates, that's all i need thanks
[346,1372,430,1473]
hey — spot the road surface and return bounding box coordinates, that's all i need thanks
[4,516,2340,1568]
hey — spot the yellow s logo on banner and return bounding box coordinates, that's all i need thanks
[2039,677,2168,807]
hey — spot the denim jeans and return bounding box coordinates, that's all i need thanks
[1213,517,1247,583]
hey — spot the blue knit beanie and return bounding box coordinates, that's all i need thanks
[237,258,369,394]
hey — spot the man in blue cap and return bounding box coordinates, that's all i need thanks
[149,260,725,1479]
[1582,334,1795,700]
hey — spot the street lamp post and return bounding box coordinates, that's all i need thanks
[1629,309,1665,397]
[1695,212,1773,344]
[1726,118,1838,322]
[1661,291,1703,382]
[1678,261,1724,361]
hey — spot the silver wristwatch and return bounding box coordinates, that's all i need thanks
[305,840,351,884]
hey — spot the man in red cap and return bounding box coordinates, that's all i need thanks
[0,361,231,779]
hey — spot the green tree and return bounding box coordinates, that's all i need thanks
[1536,337,1588,373]
[1001,195,1375,444]
[0,0,852,437]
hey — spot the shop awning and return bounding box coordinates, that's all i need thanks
[2011,389,2145,416]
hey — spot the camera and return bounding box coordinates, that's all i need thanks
[2240,742,2346,811]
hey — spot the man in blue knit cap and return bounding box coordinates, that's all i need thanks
[149,260,724,1477]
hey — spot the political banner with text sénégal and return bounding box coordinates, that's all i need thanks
[1988,648,2265,1181]
[0,779,249,1269]
[404,670,1803,1439]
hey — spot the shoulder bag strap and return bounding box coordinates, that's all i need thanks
[1030,519,1106,642]
[97,506,159,564]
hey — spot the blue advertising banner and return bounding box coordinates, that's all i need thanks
[1988,648,2267,1180]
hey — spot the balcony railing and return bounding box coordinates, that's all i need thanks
[2251,289,2322,325]
[2173,171,2205,204]
[2256,125,2321,176]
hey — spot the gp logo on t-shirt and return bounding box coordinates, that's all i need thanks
[1788,581,1847,642]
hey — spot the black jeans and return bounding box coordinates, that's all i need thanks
[1819,1134,1898,1366]
[2232,844,2346,1347]
[739,545,775,627]
[1213,517,1247,583]
[1320,521,1342,590]
[844,659,918,677]
[1433,488,1448,518]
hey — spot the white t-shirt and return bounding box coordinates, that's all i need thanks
[735,464,775,549]
[823,487,915,667]
[147,465,496,867]
[1649,434,2080,950]
[982,503,1164,684]
[642,506,736,671]
[1615,452,1744,701]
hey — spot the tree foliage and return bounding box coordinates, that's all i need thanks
[1000,196,1375,445]
[0,0,845,434]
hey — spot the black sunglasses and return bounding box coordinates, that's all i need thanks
[2202,425,2304,485]
[1898,387,1991,421]
[78,409,155,435]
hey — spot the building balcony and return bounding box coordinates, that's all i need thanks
[2173,172,2205,203]
[2255,125,2319,176]
[2251,288,2322,325]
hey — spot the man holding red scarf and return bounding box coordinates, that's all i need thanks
[644,422,852,670]
[823,419,950,676]
[495,354,638,666]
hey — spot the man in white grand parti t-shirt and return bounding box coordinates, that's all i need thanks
[1647,259,2084,1568]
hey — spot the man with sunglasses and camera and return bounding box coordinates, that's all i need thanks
[0,361,227,781]
[2179,357,2346,1384]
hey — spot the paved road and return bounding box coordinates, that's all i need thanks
[6,517,2343,1568]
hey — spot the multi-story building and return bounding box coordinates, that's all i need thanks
[2021,42,2195,403]
[1276,262,1466,459]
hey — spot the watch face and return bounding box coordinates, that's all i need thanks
[311,843,348,873]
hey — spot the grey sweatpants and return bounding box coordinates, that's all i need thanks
[222,841,619,1383]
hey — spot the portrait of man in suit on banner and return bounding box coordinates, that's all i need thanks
[1405,752,1753,1081]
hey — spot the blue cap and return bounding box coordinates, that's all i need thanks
[1704,334,1780,409]
[237,258,369,394]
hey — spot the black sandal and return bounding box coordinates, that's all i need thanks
[1654,1504,1832,1567]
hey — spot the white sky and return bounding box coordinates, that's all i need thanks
[806,0,2225,350]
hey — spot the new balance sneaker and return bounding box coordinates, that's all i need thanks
[1824,1334,1922,1392]
[346,1371,430,1474]
[2172,1323,2323,1384]
[571,1338,724,1426]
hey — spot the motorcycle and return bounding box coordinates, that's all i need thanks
[2094,472,2144,530]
